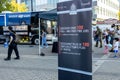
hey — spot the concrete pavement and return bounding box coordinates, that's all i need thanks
[93,45,120,80]
[0,44,120,80]
[0,55,58,80]
[0,45,58,80]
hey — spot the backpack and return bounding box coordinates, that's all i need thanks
[15,34,20,43]
[12,32,20,43]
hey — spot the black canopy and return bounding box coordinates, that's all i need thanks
[39,9,57,20]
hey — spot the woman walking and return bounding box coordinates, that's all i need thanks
[41,30,48,48]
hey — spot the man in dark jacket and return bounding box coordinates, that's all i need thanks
[4,26,20,61]
[95,26,102,48]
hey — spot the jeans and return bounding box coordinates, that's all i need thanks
[41,37,48,47]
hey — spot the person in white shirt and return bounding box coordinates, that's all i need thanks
[109,24,116,52]
[116,26,120,32]
[113,38,119,57]
[103,29,112,54]
[117,30,120,35]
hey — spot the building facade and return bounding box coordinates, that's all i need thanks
[36,0,59,11]
[92,0,119,22]
[17,0,59,11]
[17,0,119,20]
[17,0,36,11]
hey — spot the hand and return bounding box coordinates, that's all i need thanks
[8,43,11,45]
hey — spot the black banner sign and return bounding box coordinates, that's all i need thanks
[58,0,92,80]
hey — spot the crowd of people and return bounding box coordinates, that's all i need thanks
[93,24,120,57]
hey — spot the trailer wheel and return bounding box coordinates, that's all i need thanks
[34,38,39,45]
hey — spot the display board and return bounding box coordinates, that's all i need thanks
[58,0,92,80]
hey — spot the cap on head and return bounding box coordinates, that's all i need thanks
[111,24,115,28]
[114,38,119,41]
[8,26,13,31]
[96,26,99,29]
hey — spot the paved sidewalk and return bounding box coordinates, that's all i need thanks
[0,45,58,80]
[0,44,120,80]
[92,46,120,80]
[0,45,58,56]
[0,53,58,80]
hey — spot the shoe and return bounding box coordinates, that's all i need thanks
[46,46,48,48]
[4,58,11,61]
[95,45,98,47]
[109,50,113,52]
[14,57,20,60]
[40,52,45,56]
[40,46,43,49]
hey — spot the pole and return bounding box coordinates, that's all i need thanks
[16,0,18,12]
[4,14,6,26]
[39,18,45,56]
[31,0,33,11]
[39,18,41,55]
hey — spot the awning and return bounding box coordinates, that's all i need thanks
[39,9,57,20]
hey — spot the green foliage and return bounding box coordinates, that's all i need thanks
[118,11,120,20]
[0,0,28,13]
[9,0,28,12]
[0,0,11,12]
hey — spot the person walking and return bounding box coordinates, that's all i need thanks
[103,29,111,54]
[109,24,116,52]
[41,30,48,48]
[95,26,103,48]
[4,26,20,61]
[115,25,120,39]
[112,38,119,58]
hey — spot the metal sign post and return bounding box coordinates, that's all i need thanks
[39,18,41,56]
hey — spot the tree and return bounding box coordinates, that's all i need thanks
[0,0,11,12]
[0,0,28,13]
[118,11,120,20]
[9,0,28,12]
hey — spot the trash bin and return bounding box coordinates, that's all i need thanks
[52,42,58,53]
